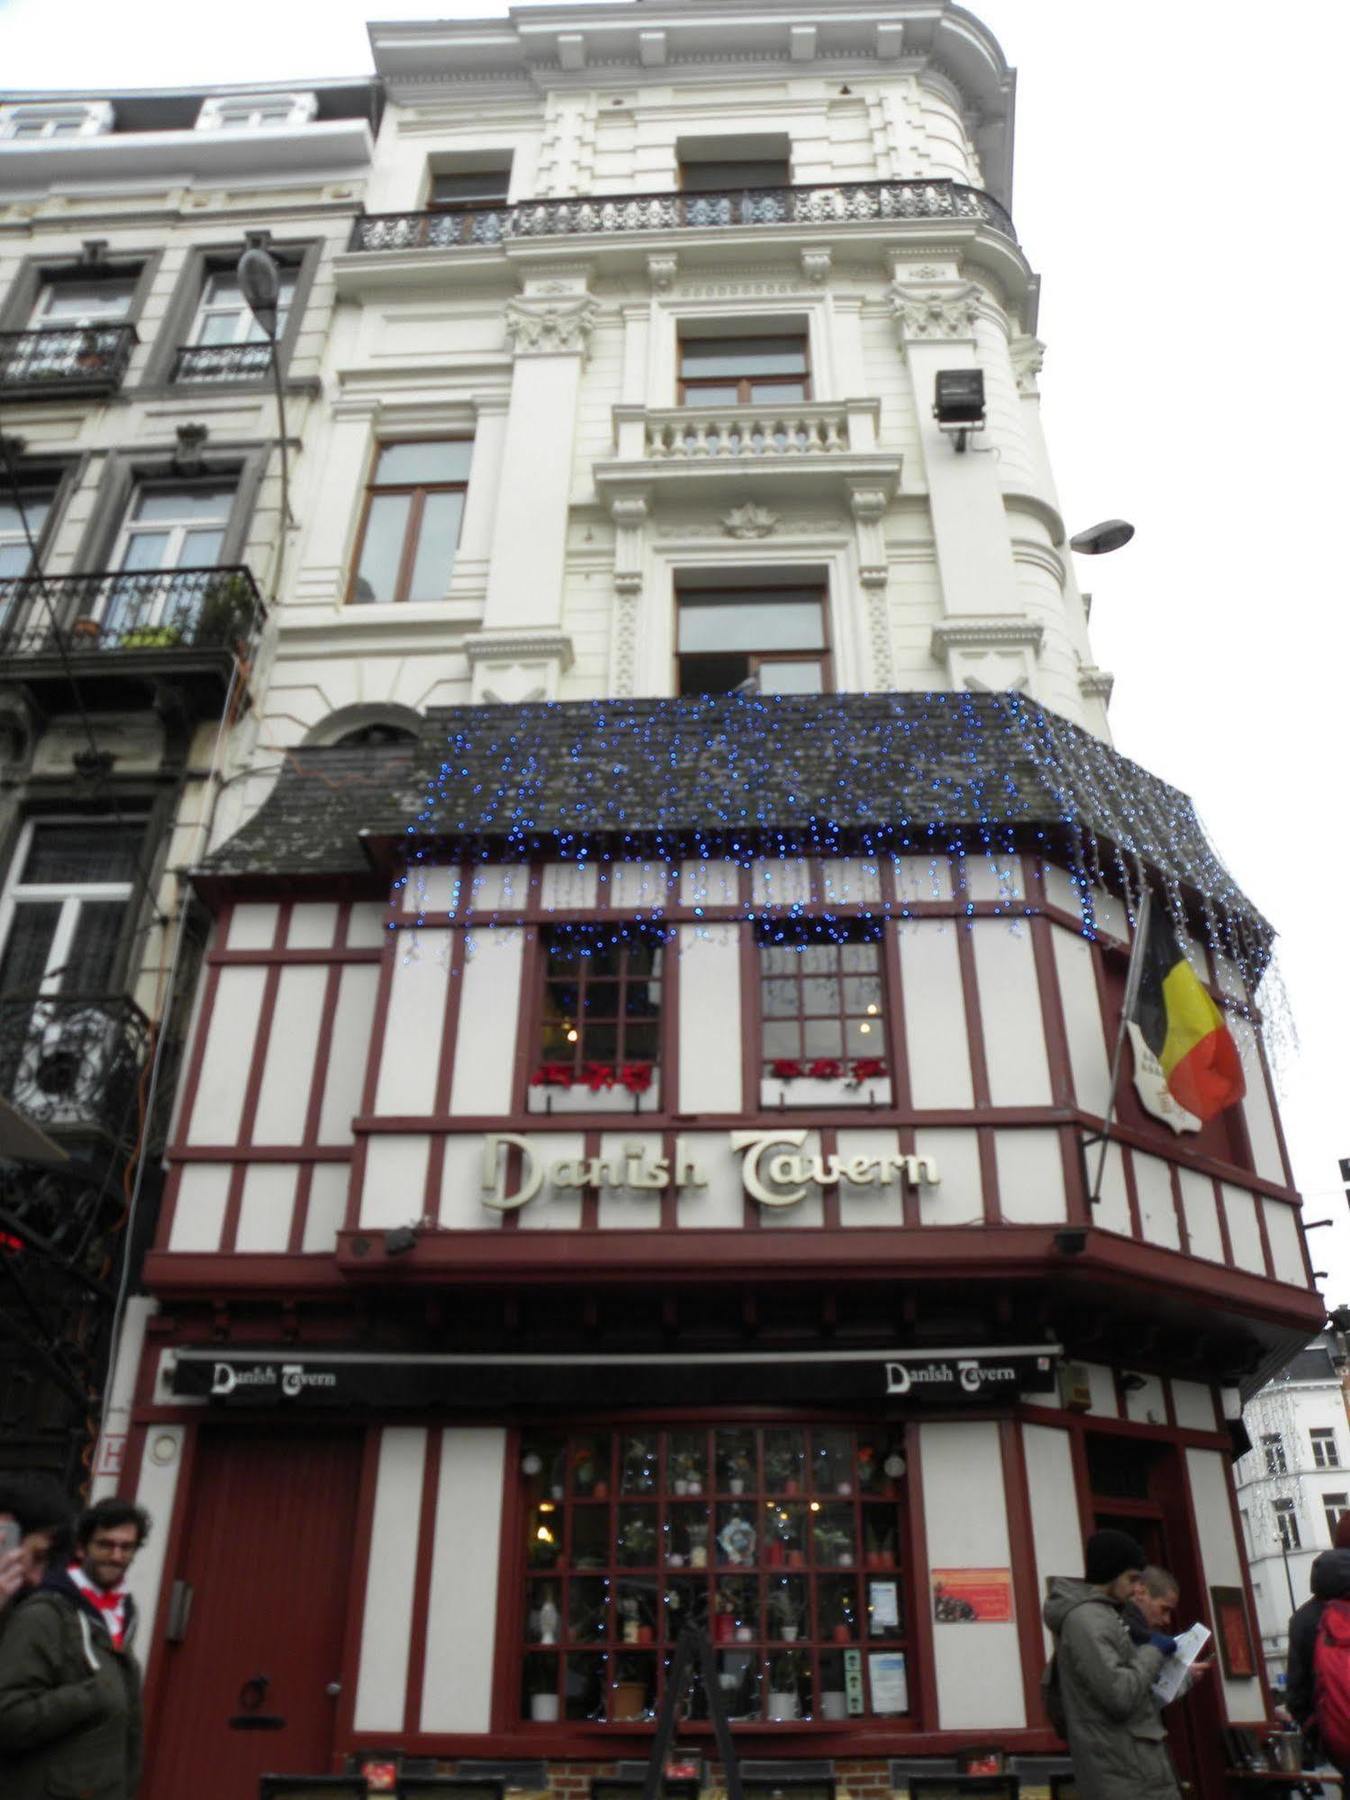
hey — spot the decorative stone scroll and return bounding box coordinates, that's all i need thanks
[503,294,599,358]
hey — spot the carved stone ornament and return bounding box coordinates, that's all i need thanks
[647,253,678,292]
[721,503,779,539]
[503,294,599,358]
[889,281,981,343]
[800,248,832,284]
[1011,336,1047,396]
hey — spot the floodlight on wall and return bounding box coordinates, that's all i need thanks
[1069,518,1135,555]
[932,368,985,451]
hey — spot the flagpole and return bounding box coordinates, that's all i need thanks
[1088,887,1152,1208]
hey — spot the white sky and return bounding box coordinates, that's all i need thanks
[3,0,1347,1303]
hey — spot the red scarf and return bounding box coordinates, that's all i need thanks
[68,1564,127,1650]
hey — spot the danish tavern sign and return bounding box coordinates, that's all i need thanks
[480,1130,940,1212]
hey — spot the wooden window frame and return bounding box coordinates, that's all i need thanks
[1261,1432,1287,1477]
[1323,1492,1349,1542]
[513,1420,911,1732]
[677,333,811,407]
[346,440,471,608]
[535,924,665,1082]
[675,583,831,697]
[756,922,886,1075]
[427,166,513,212]
[1311,1428,1340,1470]
[677,158,792,194]
[1273,1496,1300,1551]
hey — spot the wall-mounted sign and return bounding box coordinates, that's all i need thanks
[480,1129,940,1212]
[885,1356,1037,1400]
[932,1568,1015,1623]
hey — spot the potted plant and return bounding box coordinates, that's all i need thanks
[767,1651,803,1721]
[195,570,256,651]
[69,616,101,644]
[764,1436,804,1495]
[611,1656,650,1721]
[120,623,182,650]
[767,1584,801,1643]
[726,1447,752,1495]
[813,1520,854,1568]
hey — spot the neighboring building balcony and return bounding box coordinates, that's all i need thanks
[596,397,901,507]
[0,323,137,400]
[0,994,151,1148]
[170,341,273,385]
[0,565,265,714]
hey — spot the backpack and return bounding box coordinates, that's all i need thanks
[1314,1597,1350,1766]
[1041,1651,1068,1738]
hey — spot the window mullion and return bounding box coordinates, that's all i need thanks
[395,485,426,604]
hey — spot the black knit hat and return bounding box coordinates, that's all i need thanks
[1085,1528,1146,1585]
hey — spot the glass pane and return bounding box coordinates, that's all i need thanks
[564,1653,605,1722]
[802,1018,842,1057]
[763,1502,807,1566]
[800,946,836,973]
[352,494,411,604]
[666,1503,711,1569]
[758,659,824,694]
[568,1577,609,1643]
[432,169,511,204]
[525,1578,563,1645]
[179,528,224,568]
[203,273,245,309]
[621,1432,659,1493]
[37,280,135,322]
[133,487,234,523]
[119,532,171,572]
[0,903,60,993]
[680,338,806,377]
[716,1503,758,1569]
[374,440,472,485]
[198,312,242,346]
[749,379,808,403]
[406,491,464,601]
[761,1021,799,1058]
[841,943,879,972]
[616,1577,659,1642]
[761,979,799,1019]
[716,1428,756,1493]
[616,1506,657,1566]
[847,1018,882,1055]
[667,1431,707,1495]
[571,1507,609,1572]
[23,824,141,886]
[678,596,823,653]
[0,492,52,539]
[764,1428,806,1495]
[813,1503,857,1569]
[818,1578,861,1643]
[812,1428,855,1496]
[568,1433,609,1497]
[801,977,839,1013]
[64,901,124,993]
[681,384,739,407]
[0,542,32,579]
[765,1574,808,1640]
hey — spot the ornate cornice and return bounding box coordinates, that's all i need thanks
[503,294,599,358]
[930,615,1044,654]
[889,279,982,343]
[1078,666,1115,702]
[462,630,575,668]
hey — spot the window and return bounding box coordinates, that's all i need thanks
[1312,1428,1341,1469]
[429,164,513,210]
[173,265,297,383]
[517,1424,909,1725]
[676,584,829,696]
[537,926,663,1085]
[349,441,471,605]
[1325,1494,1349,1542]
[0,821,142,1003]
[759,924,884,1075]
[100,481,237,638]
[1262,1433,1288,1476]
[195,92,317,132]
[679,334,810,407]
[678,137,791,193]
[29,277,137,328]
[0,101,112,142]
[1274,1498,1301,1552]
[0,480,55,579]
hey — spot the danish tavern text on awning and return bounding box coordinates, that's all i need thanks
[480,1130,940,1212]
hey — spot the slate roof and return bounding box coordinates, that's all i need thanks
[204,691,1268,941]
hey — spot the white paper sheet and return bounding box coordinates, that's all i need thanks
[1151,1621,1211,1706]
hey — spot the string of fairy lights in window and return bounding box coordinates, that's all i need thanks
[387,687,1292,1068]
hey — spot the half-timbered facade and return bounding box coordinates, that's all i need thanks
[80,6,1321,1798]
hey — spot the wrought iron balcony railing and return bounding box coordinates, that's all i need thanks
[0,565,265,660]
[0,323,138,397]
[0,995,151,1144]
[349,178,1017,254]
[171,341,273,384]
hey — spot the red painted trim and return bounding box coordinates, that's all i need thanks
[1168,1162,1191,1259]
[171,956,223,1155]
[999,1417,1047,1727]
[403,1426,443,1735]
[1120,1143,1145,1242]
[1066,1416,1097,1543]
[424,913,468,1217]
[878,859,914,1118]
[347,920,401,1230]
[140,1420,200,1725]
[955,922,991,1108]
[1213,1176,1237,1269]
[334,1427,383,1746]
[1251,1183,1277,1282]
[491,1426,527,1732]
[169,1145,353,1163]
[289,956,348,1252]
[153,1165,184,1252]
[207,946,382,966]
[902,1420,938,1730]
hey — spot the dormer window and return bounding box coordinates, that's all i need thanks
[0,101,112,142]
[195,92,318,133]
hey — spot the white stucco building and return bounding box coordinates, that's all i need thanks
[1235,1333,1350,1688]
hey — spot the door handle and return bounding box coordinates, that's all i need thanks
[166,1580,193,1644]
[325,1682,342,1698]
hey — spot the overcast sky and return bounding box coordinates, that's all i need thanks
[3,0,1346,1303]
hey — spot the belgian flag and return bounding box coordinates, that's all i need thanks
[1132,913,1245,1122]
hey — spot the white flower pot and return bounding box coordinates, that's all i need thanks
[821,1691,848,1721]
[767,1693,799,1722]
[529,1693,560,1722]
[781,1625,799,1642]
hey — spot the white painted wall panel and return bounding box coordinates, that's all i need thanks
[962,854,1025,901]
[608,862,672,912]
[1023,1423,1082,1651]
[252,966,328,1144]
[354,1429,427,1732]
[678,925,742,1115]
[895,855,954,902]
[467,864,528,912]
[518,1132,585,1230]
[288,902,338,949]
[912,1128,982,1226]
[1090,1142,1132,1237]
[677,1132,744,1228]
[1186,1447,1263,1723]
[303,1163,351,1251]
[900,923,973,1109]
[126,1423,184,1649]
[1233,1019,1287,1185]
[448,928,526,1115]
[235,1163,297,1252]
[995,1129,1066,1224]
[405,864,461,914]
[971,922,1052,1105]
[759,1131,825,1229]
[1084,1362,1118,1418]
[1123,1373,1168,1426]
[439,1133,500,1231]
[596,1131,666,1229]
[838,1128,905,1227]
[820,859,882,905]
[752,858,810,907]
[348,902,391,947]
[319,964,380,1144]
[680,859,740,908]
[1179,1169,1223,1262]
[540,861,598,911]
[1264,1200,1307,1287]
[421,1428,507,1731]
[1134,1152,1181,1251]
[377,935,453,1116]
[227,902,279,949]
[1223,1184,1266,1274]
[360,1135,431,1229]
[168,1165,231,1252]
[920,1421,1025,1728]
[1171,1380,1217,1432]
[186,966,267,1145]
[1051,928,1110,1114]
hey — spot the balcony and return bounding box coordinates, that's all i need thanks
[0,995,151,1148]
[349,179,1016,256]
[170,341,273,385]
[0,323,137,400]
[0,565,265,715]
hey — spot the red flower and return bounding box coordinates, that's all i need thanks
[531,1063,574,1088]
[852,1058,887,1082]
[582,1061,616,1092]
[807,1058,844,1081]
[769,1059,804,1079]
[619,1062,654,1093]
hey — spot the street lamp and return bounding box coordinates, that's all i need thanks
[237,235,295,599]
[1069,519,1135,555]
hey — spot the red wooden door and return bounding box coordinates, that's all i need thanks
[145,1429,364,1800]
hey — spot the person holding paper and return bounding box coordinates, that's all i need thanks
[1043,1528,1181,1800]
[1125,1567,1213,1701]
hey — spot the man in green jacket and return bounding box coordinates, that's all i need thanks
[0,1496,149,1800]
[1043,1528,1181,1800]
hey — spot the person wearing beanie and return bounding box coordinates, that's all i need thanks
[1284,1508,1350,1755]
[1043,1528,1181,1800]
